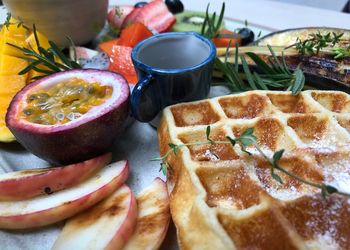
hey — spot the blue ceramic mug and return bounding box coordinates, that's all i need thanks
[131,32,216,122]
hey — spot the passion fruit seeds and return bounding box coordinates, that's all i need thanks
[6,69,130,165]
[22,78,113,125]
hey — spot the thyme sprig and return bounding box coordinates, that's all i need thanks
[153,127,350,198]
[215,43,305,95]
[6,25,81,80]
[3,12,28,30]
[295,32,343,54]
[332,46,350,59]
[286,31,350,59]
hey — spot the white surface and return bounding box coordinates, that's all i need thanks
[112,0,350,30]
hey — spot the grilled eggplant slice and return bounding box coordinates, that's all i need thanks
[255,27,350,47]
[217,27,350,92]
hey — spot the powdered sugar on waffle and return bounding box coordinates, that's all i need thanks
[158,90,350,250]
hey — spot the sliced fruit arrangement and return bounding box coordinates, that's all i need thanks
[99,22,153,83]
[124,178,170,250]
[122,0,176,33]
[53,178,170,250]
[102,0,179,84]
[6,69,130,165]
[0,160,129,229]
[0,153,111,201]
[52,185,138,250]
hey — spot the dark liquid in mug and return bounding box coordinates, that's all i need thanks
[136,35,211,69]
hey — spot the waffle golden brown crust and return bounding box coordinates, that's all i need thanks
[157,90,350,250]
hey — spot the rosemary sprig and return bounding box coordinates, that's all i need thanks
[215,43,305,95]
[6,25,81,80]
[201,3,305,94]
[153,127,350,198]
[201,3,225,39]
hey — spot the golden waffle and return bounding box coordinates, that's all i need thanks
[157,90,350,250]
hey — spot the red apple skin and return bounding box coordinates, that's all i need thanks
[0,160,128,229]
[0,153,112,201]
[52,185,137,250]
[124,177,170,250]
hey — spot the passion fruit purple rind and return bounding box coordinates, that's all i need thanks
[6,69,130,165]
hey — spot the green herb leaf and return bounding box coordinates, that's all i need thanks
[159,163,168,176]
[32,25,41,52]
[291,67,305,95]
[242,127,255,137]
[239,144,252,156]
[239,137,255,147]
[273,149,284,162]
[257,30,262,38]
[226,136,236,147]
[246,52,276,74]
[168,143,178,155]
[324,184,338,194]
[241,55,258,90]
[201,3,225,39]
[4,12,11,29]
[209,148,219,159]
[272,171,284,184]
[206,126,211,141]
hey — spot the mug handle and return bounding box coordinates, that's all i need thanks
[131,74,160,122]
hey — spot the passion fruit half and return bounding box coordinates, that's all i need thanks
[6,69,130,165]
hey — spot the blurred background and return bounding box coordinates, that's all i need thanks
[0,0,348,12]
[267,0,349,12]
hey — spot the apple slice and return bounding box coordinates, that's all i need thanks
[0,160,128,229]
[52,185,137,250]
[0,153,112,201]
[124,177,170,250]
